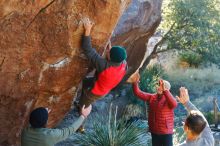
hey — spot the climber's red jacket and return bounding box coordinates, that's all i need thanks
[133,82,177,134]
[82,36,127,96]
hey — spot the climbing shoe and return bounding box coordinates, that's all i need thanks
[76,125,85,134]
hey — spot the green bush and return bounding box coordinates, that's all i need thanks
[179,52,203,67]
[204,112,215,124]
[139,64,166,93]
[160,0,220,67]
[74,105,148,146]
[127,64,167,107]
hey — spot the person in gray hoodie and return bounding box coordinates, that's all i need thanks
[176,87,214,146]
[21,105,92,146]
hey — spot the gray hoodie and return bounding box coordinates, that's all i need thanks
[178,101,215,146]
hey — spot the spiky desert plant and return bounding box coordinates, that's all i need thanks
[74,104,148,146]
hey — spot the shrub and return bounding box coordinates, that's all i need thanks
[139,64,166,93]
[204,111,215,124]
[126,64,167,107]
[74,104,148,146]
[179,52,203,68]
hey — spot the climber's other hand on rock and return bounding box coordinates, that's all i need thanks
[82,18,94,36]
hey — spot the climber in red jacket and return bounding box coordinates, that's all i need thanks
[78,18,127,111]
[129,72,177,146]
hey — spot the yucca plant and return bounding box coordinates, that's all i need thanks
[173,127,186,145]
[74,104,148,146]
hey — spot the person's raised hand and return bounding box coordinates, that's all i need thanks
[135,73,140,82]
[127,72,140,83]
[159,79,165,91]
[176,87,190,105]
[82,18,94,36]
[81,105,92,118]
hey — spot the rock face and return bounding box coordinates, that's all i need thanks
[112,0,162,75]
[0,0,131,145]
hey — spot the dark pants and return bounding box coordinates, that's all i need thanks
[151,133,173,146]
[78,77,102,108]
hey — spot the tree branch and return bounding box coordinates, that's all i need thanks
[139,22,176,72]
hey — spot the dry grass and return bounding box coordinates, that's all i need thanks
[166,66,220,97]
[166,66,220,111]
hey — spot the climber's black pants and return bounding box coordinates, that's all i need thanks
[151,133,173,146]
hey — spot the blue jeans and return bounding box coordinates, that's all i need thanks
[151,133,173,146]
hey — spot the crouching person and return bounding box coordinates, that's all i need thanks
[21,105,92,146]
[176,87,214,146]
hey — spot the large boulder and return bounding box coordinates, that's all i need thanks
[113,0,162,75]
[0,0,131,145]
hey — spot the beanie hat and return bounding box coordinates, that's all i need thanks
[29,107,48,128]
[110,46,127,63]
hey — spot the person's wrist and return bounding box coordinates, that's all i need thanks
[85,30,91,36]
[163,89,168,92]
[134,81,139,84]
[81,114,86,119]
[183,100,189,106]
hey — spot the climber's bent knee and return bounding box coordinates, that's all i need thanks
[78,89,102,108]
